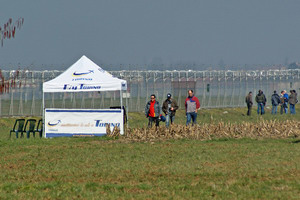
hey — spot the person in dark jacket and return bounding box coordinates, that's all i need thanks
[283,90,289,114]
[245,91,253,116]
[145,94,161,128]
[288,90,298,114]
[162,93,179,127]
[271,90,281,114]
[255,90,266,115]
[185,90,200,126]
[280,90,288,114]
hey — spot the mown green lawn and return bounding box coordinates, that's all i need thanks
[0,106,299,199]
[0,138,299,199]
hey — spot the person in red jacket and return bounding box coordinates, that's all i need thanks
[185,90,200,126]
[145,94,161,128]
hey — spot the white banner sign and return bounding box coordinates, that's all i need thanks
[45,109,124,138]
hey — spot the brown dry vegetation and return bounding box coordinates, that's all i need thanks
[113,120,300,142]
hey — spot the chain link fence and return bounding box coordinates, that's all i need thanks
[0,69,299,116]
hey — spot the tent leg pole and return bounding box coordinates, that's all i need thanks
[126,93,129,129]
[120,90,123,108]
[42,92,45,138]
[120,90,124,134]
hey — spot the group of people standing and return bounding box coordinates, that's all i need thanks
[144,88,297,128]
[145,90,200,128]
[245,90,298,115]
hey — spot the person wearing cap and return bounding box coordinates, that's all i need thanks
[162,93,179,127]
[185,90,200,126]
[145,94,161,128]
[271,90,281,114]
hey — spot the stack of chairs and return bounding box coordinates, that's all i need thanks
[10,118,43,139]
[9,119,25,138]
[35,119,43,138]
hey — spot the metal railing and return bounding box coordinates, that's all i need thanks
[0,69,299,116]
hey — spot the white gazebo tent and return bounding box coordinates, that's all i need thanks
[42,55,127,137]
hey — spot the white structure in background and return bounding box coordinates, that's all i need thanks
[0,68,300,116]
[42,55,127,138]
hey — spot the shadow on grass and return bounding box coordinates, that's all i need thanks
[291,140,300,144]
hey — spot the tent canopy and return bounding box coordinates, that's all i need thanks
[43,55,127,93]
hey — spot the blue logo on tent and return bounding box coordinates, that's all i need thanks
[122,83,126,87]
[63,84,101,90]
[72,70,94,76]
[48,120,61,126]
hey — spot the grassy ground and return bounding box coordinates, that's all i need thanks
[0,138,299,199]
[0,107,300,199]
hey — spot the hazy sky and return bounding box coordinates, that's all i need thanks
[0,0,300,69]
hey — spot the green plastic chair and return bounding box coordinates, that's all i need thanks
[23,119,36,138]
[9,119,25,138]
[35,119,43,138]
